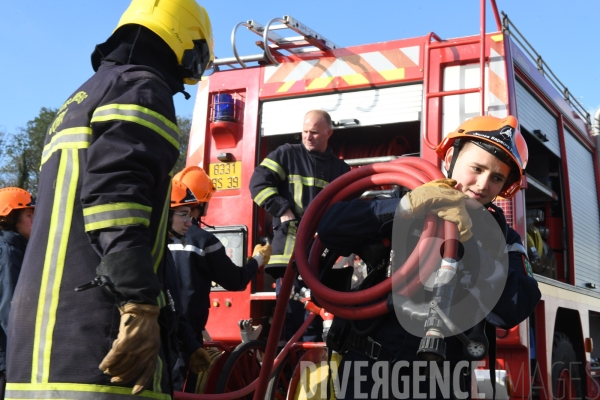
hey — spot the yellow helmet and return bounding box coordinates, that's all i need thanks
[116,0,214,84]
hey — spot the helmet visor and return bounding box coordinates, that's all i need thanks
[181,39,213,81]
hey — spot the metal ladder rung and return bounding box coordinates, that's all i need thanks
[227,14,338,69]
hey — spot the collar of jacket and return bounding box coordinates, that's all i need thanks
[91,25,185,97]
[301,144,335,160]
[0,230,28,249]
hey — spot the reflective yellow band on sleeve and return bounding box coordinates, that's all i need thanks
[260,158,286,181]
[91,104,180,150]
[41,127,92,166]
[83,202,152,231]
[254,187,278,206]
[5,382,171,399]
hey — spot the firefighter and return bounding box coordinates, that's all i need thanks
[0,188,35,399]
[5,1,214,398]
[165,178,213,392]
[249,109,350,341]
[168,166,272,393]
[318,115,541,399]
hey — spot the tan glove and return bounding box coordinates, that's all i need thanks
[99,303,161,395]
[399,181,473,242]
[189,347,212,374]
[421,178,458,189]
[253,243,272,265]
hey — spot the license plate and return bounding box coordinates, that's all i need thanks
[209,161,242,190]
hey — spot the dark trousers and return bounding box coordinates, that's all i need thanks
[172,354,198,393]
[275,278,323,342]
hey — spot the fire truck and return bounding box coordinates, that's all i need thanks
[180,0,600,398]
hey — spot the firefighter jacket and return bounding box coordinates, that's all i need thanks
[249,143,350,274]
[317,196,542,399]
[6,31,182,399]
[168,223,258,338]
[0,230,27,373]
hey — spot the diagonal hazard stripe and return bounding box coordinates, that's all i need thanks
[381,47,419,68]
[277,81,296,93]
[379,68,405,81]
[341,73,370,86]
[303,57,337,80]
[307,76,335,90]
[489,69,508,104]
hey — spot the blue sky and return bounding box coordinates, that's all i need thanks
[1,1,598,134]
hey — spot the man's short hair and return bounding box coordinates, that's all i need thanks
[306,110,332,128]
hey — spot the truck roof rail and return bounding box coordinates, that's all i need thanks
[214,15,339,69]
[502,12,591,128]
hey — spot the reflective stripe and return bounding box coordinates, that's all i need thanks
[205,241,223,254]
[32,149,80,383]
[288,175,329,188]
[288,175,330,215]
[168,243,205,256]
[41,127,92,166]
[507,242,527,255]
[260,158,286,180]
[268,221,297,266]
[153,355,163,393]
[91,104,180,150]
[83,203,152,231]
[254,187,278,206]
[5,382,170,399]
[151,182,171,273]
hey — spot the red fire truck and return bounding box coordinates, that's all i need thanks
[181,0,600,398]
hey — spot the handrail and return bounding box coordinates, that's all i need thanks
[501,12,591,128]
[262,17,287,67]
[230,21,252,68]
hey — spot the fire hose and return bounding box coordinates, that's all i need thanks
[254,157,462,399]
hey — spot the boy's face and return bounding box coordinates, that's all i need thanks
[171,205,193,236]
[444,142,511,205]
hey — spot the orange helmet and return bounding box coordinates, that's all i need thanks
[173,166,215,203]
[435,115,529,199]
[0,187,35,217]
[170,180,199,208]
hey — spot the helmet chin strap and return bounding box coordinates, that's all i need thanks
[446,139,461,179]
[169,226,185,240]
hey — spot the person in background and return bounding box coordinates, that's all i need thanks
[165,178,212,393]
[249,109,350,342]
[0,188,35,400]
[169,166,271,393]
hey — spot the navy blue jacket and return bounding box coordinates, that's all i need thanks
[0,230,28,372]
[318,197,541,330]
[168,224,258,339]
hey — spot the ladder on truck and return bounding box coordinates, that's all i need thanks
[214,15,339,69]
[422,0,503,151]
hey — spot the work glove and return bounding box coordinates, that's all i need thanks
[420,178,458,189]
[189,347,212,374]
[398,179,473,242]
[99,303,161,395]
[252,243,272,266]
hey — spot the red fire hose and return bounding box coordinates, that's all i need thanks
[295,157,458,320]
[254,157,459,399]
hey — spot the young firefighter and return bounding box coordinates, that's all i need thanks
[6,1,214,398]
[318,115,542,399]
[165,179,213,393]
[0,188,35,399]
[168,166,271,393]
